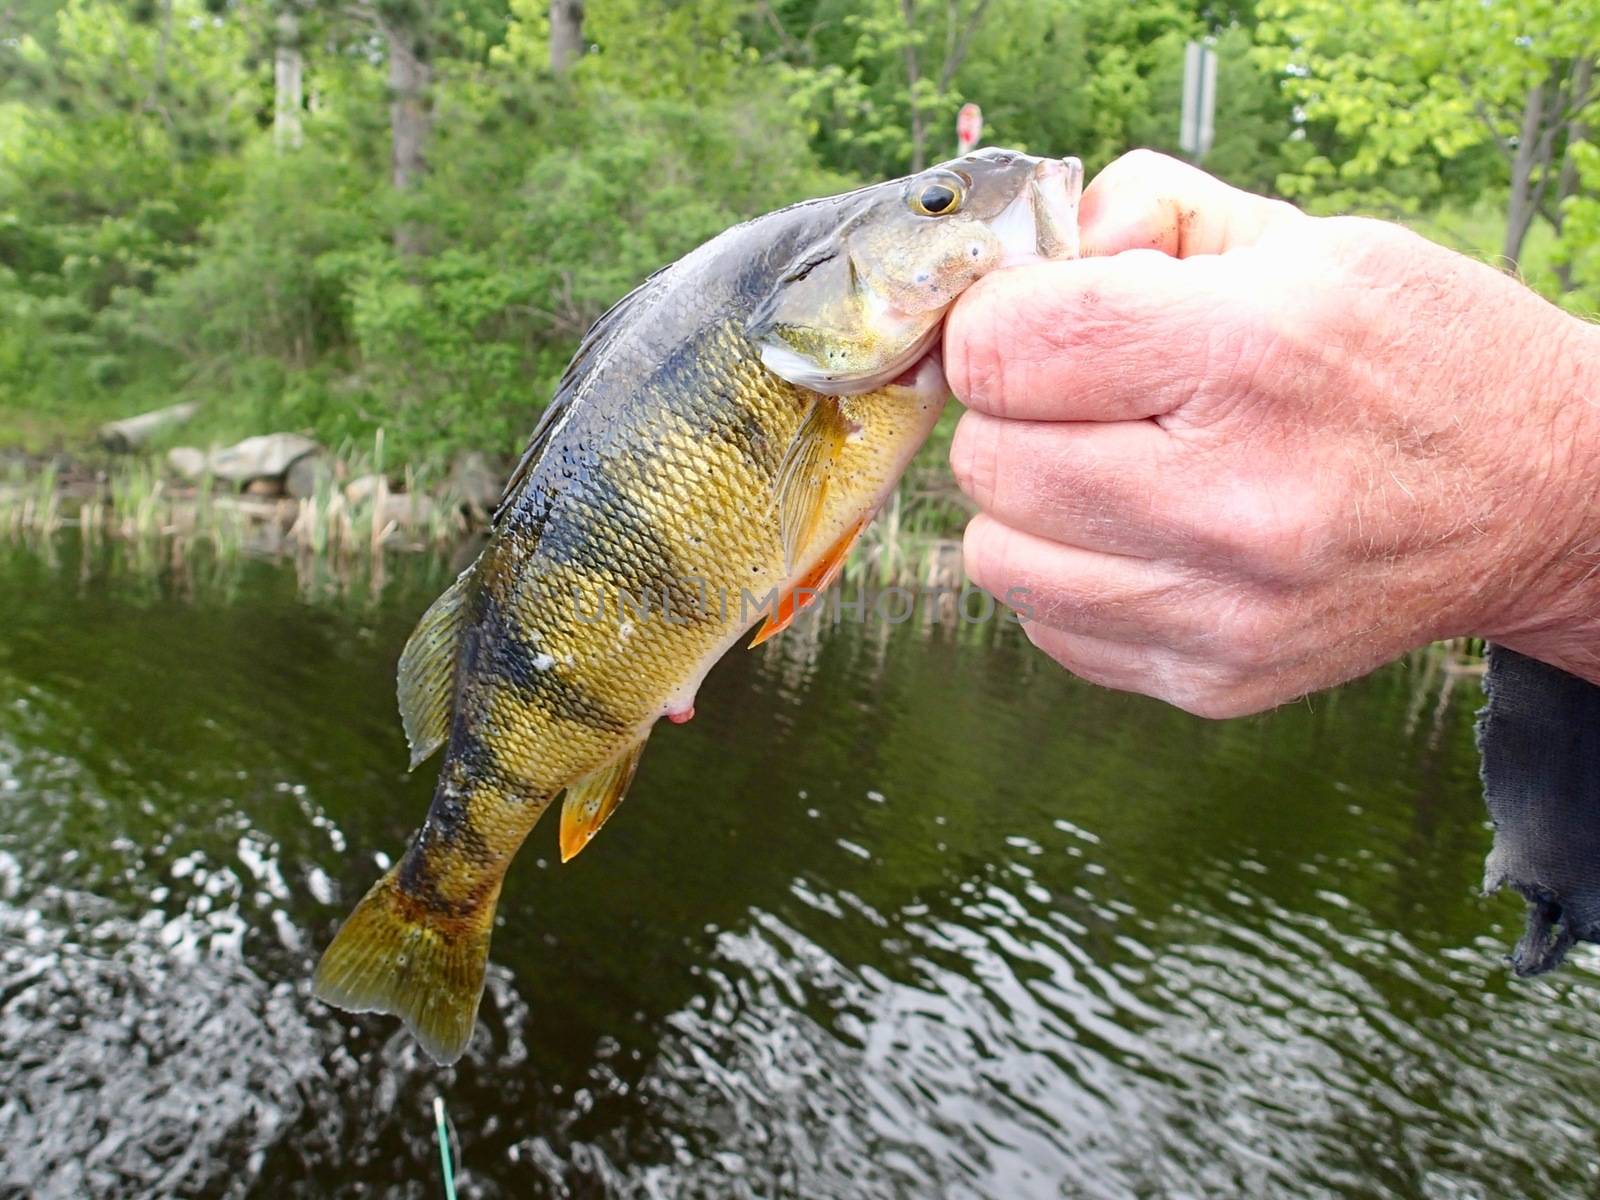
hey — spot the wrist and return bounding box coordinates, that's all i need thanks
[1474,309,1600,683]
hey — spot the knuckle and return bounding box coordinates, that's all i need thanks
[1216,601,1282,672]
[1199,479,1331,578]
[1130,657,1224,718]
[1025,623,1142,692]
[1176,581,1288,677]
[1321,215,1415,265]
[960,514,1011,594]
[945,283,1014,416]
[1192,308,1271,412]
[1107,147,1175,186]
[1186,695,1247,721]
[1034,563,1187,639]
[1166,676,1250,720]
[949,414,1001,511]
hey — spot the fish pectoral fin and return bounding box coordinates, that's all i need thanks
[396,568,473,770]
[559,741,647,863]
[774,397,855,572]
[749,517,865,647]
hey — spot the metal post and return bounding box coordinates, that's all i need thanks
[1180,41,1217,165]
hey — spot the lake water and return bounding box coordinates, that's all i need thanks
[3,537,1598,1199]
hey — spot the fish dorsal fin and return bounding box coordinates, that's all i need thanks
[559,741,647,862]
[750,516,865,647]
[492,268,671,527]
[774,397,855,572]
[396,568,474,770]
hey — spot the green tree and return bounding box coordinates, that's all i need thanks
[76,0,850,459]
[0,0,1431,465]
[756,0,1262,180]
[1124,26,1300,195]
[0,0,256,412]
[1257,0,1600,275]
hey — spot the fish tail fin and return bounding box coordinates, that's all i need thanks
[311,864,500,1065]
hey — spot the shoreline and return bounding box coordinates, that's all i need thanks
[0,447,974,597]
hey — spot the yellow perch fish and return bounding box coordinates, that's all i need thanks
[313,148,1084,1063]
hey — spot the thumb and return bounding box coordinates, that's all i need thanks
[1079,150,1304,259]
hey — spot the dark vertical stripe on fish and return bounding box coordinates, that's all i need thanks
[476,592,630,733]
[535,444,680,583]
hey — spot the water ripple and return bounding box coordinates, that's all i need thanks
[2,546,1599,1197]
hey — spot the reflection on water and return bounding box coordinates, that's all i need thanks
[2,537,1597,1199]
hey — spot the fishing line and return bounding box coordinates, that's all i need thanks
[433,1095,459,1200]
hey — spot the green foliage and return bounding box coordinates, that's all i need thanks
[0,0,1590,465]
[1124,26,1302,194]
[0,0,847,460]
[0,0,258,435]
[741,0,1304,195]
[758,0,1282,179]
[1254,0,1599,226]
[1561,141,1600,315]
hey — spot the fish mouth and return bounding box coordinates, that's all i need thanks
[888,346,946,396]
[1032,156,1084,259]
[989,156,1084,268]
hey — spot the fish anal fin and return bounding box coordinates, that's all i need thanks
[749,517,865,647]
[396,569,475,771]
[312,865,497,1066]
[775,398,856,572]
[559,742,647,863]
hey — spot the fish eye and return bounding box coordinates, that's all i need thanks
[909,172,966,217]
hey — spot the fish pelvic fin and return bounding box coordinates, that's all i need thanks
[774,397,855,573]
[397,568,474,770]
[559,740,647,863]
[312,865,498,1066]
[750,517,865,647]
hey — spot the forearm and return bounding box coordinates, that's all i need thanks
[1480,308,1600,684]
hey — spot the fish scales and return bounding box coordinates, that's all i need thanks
[313,148,1084,1062]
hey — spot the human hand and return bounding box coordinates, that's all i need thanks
[944,149,1600,717]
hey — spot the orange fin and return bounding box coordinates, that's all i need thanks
[749,518,865,647]
[559,741,646,862]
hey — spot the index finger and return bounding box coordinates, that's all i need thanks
[944,249,1251,421]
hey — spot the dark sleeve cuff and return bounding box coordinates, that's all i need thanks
[1477,644,1600,974]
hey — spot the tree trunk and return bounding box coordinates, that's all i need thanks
[1503,77,1546,269]
[937,0,992,92]
[550,0,584,74]
[899,0,926,172]
[387,24,430,192]
[898,0,989,172]
[1552,56,1594,293]
[386,15,432,255]
[273,9,303,152]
